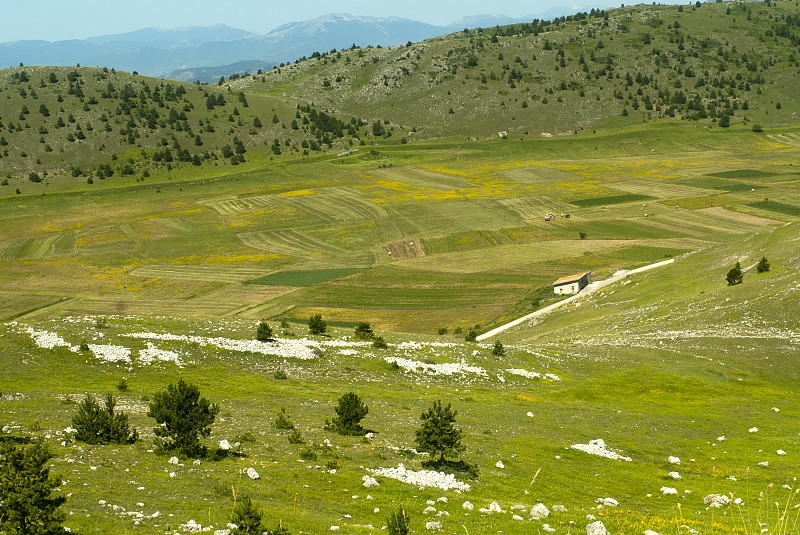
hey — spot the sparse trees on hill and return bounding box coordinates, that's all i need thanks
[756,256,770,273]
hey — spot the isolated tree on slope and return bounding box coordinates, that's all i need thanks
[148,378,218,458]
[726,261,743,286]
[756,256,770,273]
[415,400,465,466]
[329,392,368,435]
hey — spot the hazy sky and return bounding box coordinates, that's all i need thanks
[1,0,592,42]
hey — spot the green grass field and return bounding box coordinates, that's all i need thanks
[2,222,799,535]
[1,3,800,532]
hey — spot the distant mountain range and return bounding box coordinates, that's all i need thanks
[0,9,607,82]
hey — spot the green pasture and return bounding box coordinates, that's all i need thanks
[0,122,794,332]
[570,194,655,207]
[248,268,362,286]
[2,221,800,534]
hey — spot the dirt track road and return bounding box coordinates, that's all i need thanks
[476,258,677,341]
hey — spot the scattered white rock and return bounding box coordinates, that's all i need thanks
[384,356,486,377]
[661,487,678,496]
[668,472,681,480]
[369,464,471,492]
[218,440,231,451]
[758,461,769,467]
[704,494,730,508]
[374,508,380,514]
[749,427,758,433]
[479,501,504,514]
[668,456,681,465]
[462,501,474,511]
[586,514,596,522]
[362,475,380,488]
[138,342,182,365]
[329,526,339,532]
[244,468,260,480]
[425,521,442,530]
[180,519,203,533]
[595,498,618,507]
[424,506,436,515]
[213,530,231,535]
[717,436,726,442]
[527,412,534,417]
[734,498,743,505]
[193,459,201,466]
[772,407,780,412]
[644,530,661,535]
[552,505,567,513]
[169,472,176,478]
[512,514,524,521]
[586,520,608,535]
[571,439,631,462]
[530,503,550,519]
[542,524,556,533]
[777,449,787,455]
[88,344,132,363]
[437,497,448,503]
[495,461,504,469]
[168,457,179,465]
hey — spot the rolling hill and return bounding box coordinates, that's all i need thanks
[1,3,800,534]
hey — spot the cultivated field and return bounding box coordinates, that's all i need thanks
[0,123,795,334]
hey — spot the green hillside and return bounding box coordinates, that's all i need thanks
[2,3,800,534]
[0,66,372,188]
[1,222,799,535]
[246,0,800,138]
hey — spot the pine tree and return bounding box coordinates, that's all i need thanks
[726,261,743,286]
[231,495,264,535]
[256,321,273,342]
[147,379,218,458]
[72,393,138,444]
[756,256,770,273]
[353,322,374,339]
[329,392,368,435]
[386,507,410,535]
[415,400,465,466]
[0,440,67,534]
[308,314,326,335]
[492,341,506,356]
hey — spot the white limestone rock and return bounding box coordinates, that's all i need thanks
[586,520,608,535]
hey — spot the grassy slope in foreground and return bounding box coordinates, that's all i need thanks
[1,222,799,534]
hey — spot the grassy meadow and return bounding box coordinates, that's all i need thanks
[1,1,800,533]
[2,221,800,535]
[1,122,797,333]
